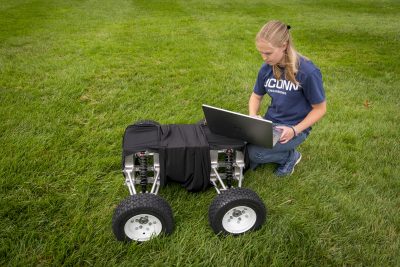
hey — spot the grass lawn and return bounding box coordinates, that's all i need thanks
[1,0,399,265]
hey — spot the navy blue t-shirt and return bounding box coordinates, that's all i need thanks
[253,57,325,133]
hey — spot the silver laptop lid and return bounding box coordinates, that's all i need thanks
[202,104,280,148]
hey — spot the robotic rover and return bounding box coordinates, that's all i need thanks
[112,120,267,242]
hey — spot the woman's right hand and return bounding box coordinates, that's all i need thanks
[275,125,295,144]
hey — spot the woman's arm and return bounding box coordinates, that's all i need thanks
[294,101,327,134]
[249,92,264,117]
[277,101,327,144]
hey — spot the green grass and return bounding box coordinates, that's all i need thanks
[1,0,399,265]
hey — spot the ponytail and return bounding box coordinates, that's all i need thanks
[256,20,305,85]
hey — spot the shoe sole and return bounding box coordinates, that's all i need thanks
[290,153,302,175]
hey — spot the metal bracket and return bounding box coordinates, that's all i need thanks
[123,152,161,195]
[210,149,245,194]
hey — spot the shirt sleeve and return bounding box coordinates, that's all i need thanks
[303,69,326,104]
[253,66,266,96]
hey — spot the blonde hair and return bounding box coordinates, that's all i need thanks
[256,20,303,85]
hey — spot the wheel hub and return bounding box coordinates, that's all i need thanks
[124,214,162,241]
[222,206,257,234]
[232,209,242,217]
[138,216,149,224]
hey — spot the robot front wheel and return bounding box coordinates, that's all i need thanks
[112,194,174,242]
[208,187,267,235]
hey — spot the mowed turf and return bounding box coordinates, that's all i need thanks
[1,0,399,266]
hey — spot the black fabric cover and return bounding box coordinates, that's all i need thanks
[160,124,211,191]
[122,122,247,192]
[123,123,161,156]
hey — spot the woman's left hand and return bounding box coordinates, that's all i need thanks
[275,126,295,144]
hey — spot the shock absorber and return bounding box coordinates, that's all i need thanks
[225,149,234,188]
[138,151,148,193]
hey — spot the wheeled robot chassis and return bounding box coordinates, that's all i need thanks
[112,120,267,242]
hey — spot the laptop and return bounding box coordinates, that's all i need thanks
[202,104,282,148]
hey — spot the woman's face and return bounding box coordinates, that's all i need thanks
[256,39,287,66]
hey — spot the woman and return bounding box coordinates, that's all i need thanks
[248,20,327,176]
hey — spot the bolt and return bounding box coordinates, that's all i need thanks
[238,217,242,221]
[149,222,152,226]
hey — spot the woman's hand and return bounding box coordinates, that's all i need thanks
[274,101,326,144]
[275,125,296,144]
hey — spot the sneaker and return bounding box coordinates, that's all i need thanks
[274,151,302,177]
